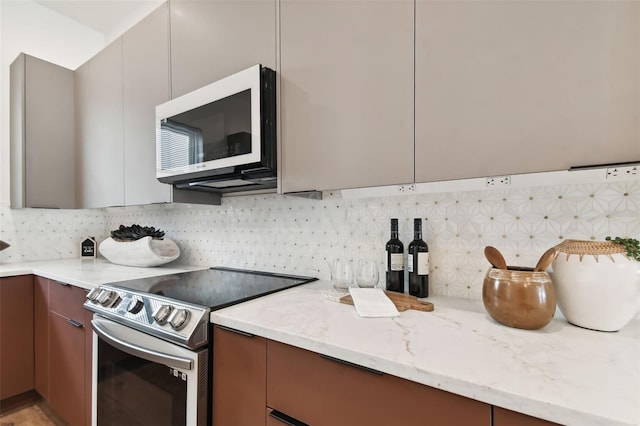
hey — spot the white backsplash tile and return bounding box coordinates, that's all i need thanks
[1,180,638,299]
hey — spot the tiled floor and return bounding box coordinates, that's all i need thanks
[0,404,57,426]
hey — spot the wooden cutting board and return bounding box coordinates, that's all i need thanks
[340,290,434,312]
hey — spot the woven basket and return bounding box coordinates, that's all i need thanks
[554,239,627,263]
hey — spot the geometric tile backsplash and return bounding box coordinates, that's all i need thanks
[1,179,638,299]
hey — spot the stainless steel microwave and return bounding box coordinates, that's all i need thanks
[156,64,276,193]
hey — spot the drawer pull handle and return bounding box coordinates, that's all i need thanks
[269,410,309,426]
[216,325,255,338]
[55,281,70,286]
[320,354,383,376]
[67,319,84,328]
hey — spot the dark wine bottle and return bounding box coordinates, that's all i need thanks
[408,218,429,298]
[385,218,404,293]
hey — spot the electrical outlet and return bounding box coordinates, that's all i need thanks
[606,166,639,180]
[485,176,511,187]
[398,184,416,193]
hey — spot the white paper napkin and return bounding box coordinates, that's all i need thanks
[348,288,399,318]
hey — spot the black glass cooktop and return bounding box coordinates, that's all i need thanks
[111,267,317,310]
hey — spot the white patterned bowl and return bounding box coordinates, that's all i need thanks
[99,236,180,267]
[550,245,640,332]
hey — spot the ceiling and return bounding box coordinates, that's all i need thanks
[33,0,166,40]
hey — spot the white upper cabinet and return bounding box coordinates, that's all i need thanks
[279,0,414,193]
[169,0,277,98]
[75,4,171,208]
[414,0,640,183]
[122,4,172,205]
[10,54,76,209]
[75,40,125,209]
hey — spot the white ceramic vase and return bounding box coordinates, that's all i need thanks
[98,236,180,267]
[550,240,640,332]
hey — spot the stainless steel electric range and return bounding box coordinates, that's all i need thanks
[83,267,317,426]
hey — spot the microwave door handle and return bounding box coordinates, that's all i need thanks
[91,319,193,370]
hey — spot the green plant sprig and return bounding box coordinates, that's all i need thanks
[606,236,640,261]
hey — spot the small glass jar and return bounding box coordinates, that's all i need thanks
[482,267,556,330]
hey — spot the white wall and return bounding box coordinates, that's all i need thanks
[0,0,106,206]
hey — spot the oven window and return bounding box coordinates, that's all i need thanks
[97,338,187,425]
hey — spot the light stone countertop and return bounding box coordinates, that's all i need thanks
[210,280,640,426]
[0,258,207,289]
[2,260,637,425]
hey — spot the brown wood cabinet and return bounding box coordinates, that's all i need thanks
[212,325,267,425]
[34,276,49,400]
[493,407,560,426]
[267,340,490,425]
[212,332,562,426]
[49,310,85,426]
[34,277,91,426]
[0,275,34,400]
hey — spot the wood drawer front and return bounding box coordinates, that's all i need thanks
[49,280,87,321]
[212,325,267,425]
[267,340,490,426]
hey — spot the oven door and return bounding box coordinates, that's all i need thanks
[91,315,208,426]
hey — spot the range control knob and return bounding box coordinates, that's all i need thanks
[152,305,174,325]
[169,309,190,331]
[127,298,144,314]
[86,288,101,302]
[97,290,119,307]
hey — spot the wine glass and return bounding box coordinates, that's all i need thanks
[356,259,379,288]
[330,259,353,292]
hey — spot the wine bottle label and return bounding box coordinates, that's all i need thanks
[407,254,413,273]
[390,253,404,271]
[417,252,429,275]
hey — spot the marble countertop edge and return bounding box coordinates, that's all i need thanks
[210,283,640,426]
[0,258,208,289]
[211,313,624,426]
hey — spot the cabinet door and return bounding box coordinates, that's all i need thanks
[34,276,49,400]
[170,0,277,98]
[267,340,490,425]
[75,39,125,208]
[280,0,414,193]
[49,311,86,426]
[415,1,640,183]
[494,407,560,426]
[0,276,34,400]
[48,281,88,426]
[122,3,171,205]
[10,54,75,209]
[212,325,266,425]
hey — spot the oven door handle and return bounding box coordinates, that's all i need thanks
[92,319,193,370]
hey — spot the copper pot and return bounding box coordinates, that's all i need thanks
[482,267,556,330]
